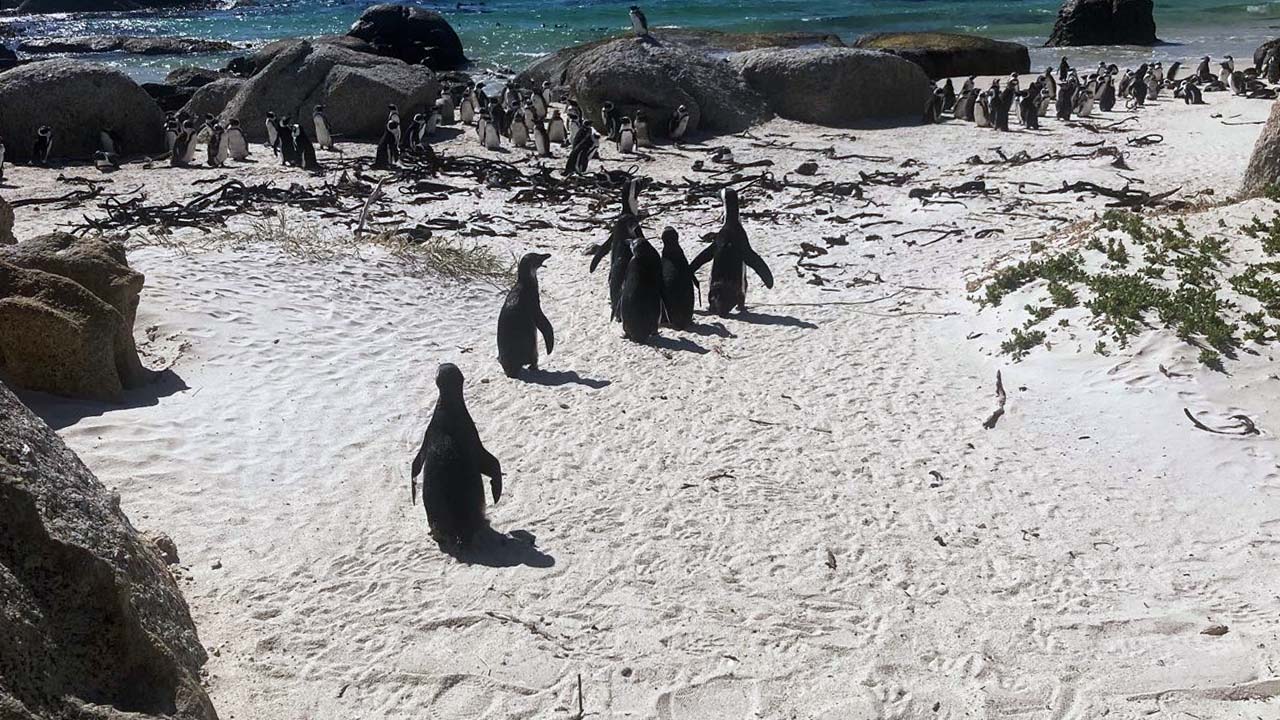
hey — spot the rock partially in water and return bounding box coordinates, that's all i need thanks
[209,39,439,143]
[851,32,1030,79]
[731,47,932,127]
[0,381,217,719]
[554,36,771,139]
[1045,0,1159,47]
[347,3,467,70]
[519,28,843,89]
[17,35,234,56]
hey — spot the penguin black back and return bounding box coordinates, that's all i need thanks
[619,233,662,342]
[589,178,642,317]
[497,252,554,378]
[659,226,698,330]
[410,363,503,547]
[689,188,774,316]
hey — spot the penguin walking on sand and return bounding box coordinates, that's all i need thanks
[313,105,334,151]
[225,119,249,160]
[668,104,690,143]
[618,232,662,342]
[689,187,774,316]
[497,252,554,378]
[32,125,52,166]
[374,119,400,169]
[659,226,698,330]
[410,363,503,549]
[548,109,567,145]
[265,111,280,155]
[629,5,649,37]
[590,178,643,315]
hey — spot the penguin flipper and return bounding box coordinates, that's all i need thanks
[410,439,426,505]
[536,311,555,355]
[588,237,611,273]
[478,449,502,503]
[688,241,716,273]
[745,248,774,289]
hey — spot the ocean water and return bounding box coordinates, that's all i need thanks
[1,0,1278,82]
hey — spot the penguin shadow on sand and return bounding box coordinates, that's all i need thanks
[729,309,819,329]
[518,368,611,389]
[443,526,555,568]
[648,333,709,354]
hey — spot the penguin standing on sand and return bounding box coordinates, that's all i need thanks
[659,226,698,330]
[265,111,279,155]
[482,109,502,150]
[994,84,1015,130]
[634,110,653,147]
[206,122,224,167]
[590,178,643,315]
[547,109,567,145]
[170,122,191,167]
[436,94,455,125]
[689,187,773,316]
[1098,74,1116,112]
[459,88,475,124]
[973,90,991,127]
[277,117,300,166]
[410,363,503,549]
[407,113,428,151]
[1019,88,1040,129]
[387,104,402,145]
[618,232,662,341]
[374,119,400,169]
[565,103,583,142]
[617,116,636,153]
[224,119,249,160]
[1180,79,1204,104]
[629,5,649,37]
[668,104,690,142]
[941,78,956,112]
[601,101,621,140]
[164,116,179,155]
[955,89,976,121]
[1056,78,1076,120]
[510,109,529,148]
[313,105,334,151]
[32,125,52,166]
[530,89,548,121]
[1058,56,1070,82]
[564,119,597,175]
[294,121,319,170]
[497,252,554,378]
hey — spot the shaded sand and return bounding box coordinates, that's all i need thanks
[4,82,1280,719]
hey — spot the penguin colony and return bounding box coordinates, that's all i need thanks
[3,10,1276,551]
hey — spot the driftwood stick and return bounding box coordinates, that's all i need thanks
[982,371,1007,429]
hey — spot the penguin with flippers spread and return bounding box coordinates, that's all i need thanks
[689,187,773,316]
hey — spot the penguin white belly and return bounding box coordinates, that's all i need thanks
[531,93,547,121]
[534,129,549,156]
[619,129,634,153]
[460,98,474,124]
[974,103,989,127]
[548,118,566,144]
[165,130,177,154]
[436,97,454,124]
[483,123,501,150]
[315,118,331,149]
[476,117,487,141]
[636,122,651,147]
[427,112,440,137]
[228,131,249,160]
[217,134,230,164]
[511,119,528,147]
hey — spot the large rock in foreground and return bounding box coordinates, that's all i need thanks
[1242,100,1280,198]
[0,59,164,161]
[346,4,466,70]
[205,39,439,143]
[852,32,1030,79]
[1045,0,1158,46]
[0,233,147,401]
[0,382,218,720]
[731,48,932,127]
[556,37,771,138]
[519,28,842,89]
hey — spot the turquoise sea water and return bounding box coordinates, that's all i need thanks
[2,0,1279,82]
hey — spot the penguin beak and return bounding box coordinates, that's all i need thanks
[533,252,551,267]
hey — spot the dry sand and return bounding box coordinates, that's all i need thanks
[4,80,1280,719]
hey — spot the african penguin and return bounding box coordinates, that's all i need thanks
[497,252,555,378]
[688,187,774,316]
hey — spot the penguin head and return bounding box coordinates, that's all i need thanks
[267,111,276,119]
[37,126,51,137]
[435,363,465,394]
[721,187,739,217]
[518,252,550,277]
[660,226,679,247]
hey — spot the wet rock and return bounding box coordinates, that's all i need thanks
[1045,0,1159,47]
[17,36,232,55]
[852,32,1030,79]
[346,3,466,70]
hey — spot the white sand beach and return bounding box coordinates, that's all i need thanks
[5,81,1280,719]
